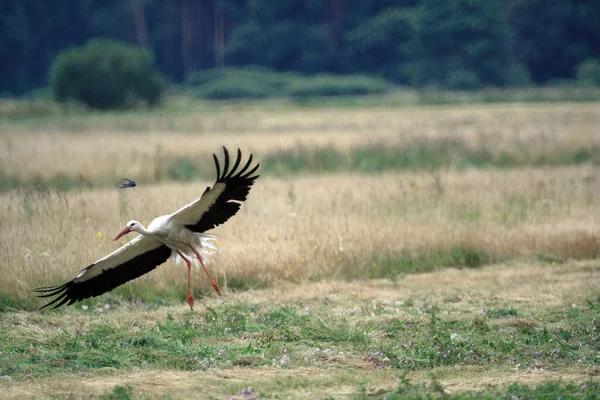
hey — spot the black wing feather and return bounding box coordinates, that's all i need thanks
[33,245,171,310]
[226,149,243,179]
[221,147,231,178]
[185,147,259,233]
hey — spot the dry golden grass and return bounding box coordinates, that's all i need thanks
[3,102,600,399]
[1,102,600,305]
[1,164,599,304]
[1,102,599,181]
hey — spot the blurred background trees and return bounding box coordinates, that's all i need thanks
[1,0,600,97]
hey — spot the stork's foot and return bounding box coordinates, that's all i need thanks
[209,280,221,297]
[187,242,222,297]
[187,292,194,310]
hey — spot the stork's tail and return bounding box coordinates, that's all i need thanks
[171,233,218,267]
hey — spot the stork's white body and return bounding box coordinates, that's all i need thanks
[125,215,218,270]
[147,215,215,260]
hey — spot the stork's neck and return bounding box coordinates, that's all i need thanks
[137,224,151,236]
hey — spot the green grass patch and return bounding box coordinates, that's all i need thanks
[0,174,22,192]
[0,173,93,193]
[0,291,39,312]
[1,298,599,386]
[164,157,202,182]
[337,246,489,281]
[186,67,294,90]
[261,142,600,177]
[192,76,273,100]
[31,174,93,192]
[184,68,600,104]
[286,74,391,98]
[4,139,598,194]
[486,307,520,318]
[224,273,270,292]
[0,303,369,378]
[187,68,391,100]
[0,99,61,120]
[100,384,134,400]
[3,87,600,127]
[415,85,600,105]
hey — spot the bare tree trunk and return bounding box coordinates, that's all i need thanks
[182,0,208,76]
[131,0,149,48]
[198,0,216,72]
[181,0,194,75]
[163,0,177,79]
[327,0,345,52]
[214,3,224,70]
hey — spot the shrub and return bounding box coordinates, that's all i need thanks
[286,74,391,98]
[504,64,533,87]
[49,39,166,110]
[445,70,482,90]
[186,68,242,87]
[188,68,392,100]
[187,67,296,91]
[192,76,272,100]
[576,59,600,86]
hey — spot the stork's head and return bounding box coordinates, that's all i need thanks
[114,220,142,241]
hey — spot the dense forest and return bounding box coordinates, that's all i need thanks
[2,0,600,95]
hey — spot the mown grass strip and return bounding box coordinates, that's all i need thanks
[373,379,600,400]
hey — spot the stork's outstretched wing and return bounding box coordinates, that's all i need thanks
[33,236,171,310]
[169,147,259,233]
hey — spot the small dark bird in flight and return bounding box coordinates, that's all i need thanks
[118,178,137,189]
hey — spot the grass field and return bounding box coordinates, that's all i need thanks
[1,97,599,398]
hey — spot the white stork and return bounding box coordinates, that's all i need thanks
[34,147,259,310]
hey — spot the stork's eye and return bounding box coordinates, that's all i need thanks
[129,223,135,227]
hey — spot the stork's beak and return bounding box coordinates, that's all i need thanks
[114,226,131,241]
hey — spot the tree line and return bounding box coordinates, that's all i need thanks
[2,0,599,95]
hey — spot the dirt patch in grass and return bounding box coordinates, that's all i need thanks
[436,366,600,394]
[230,260,600,314]
[2,366,598,399]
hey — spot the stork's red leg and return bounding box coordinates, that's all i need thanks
[176,250,194,310]
[187,243,221,296]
